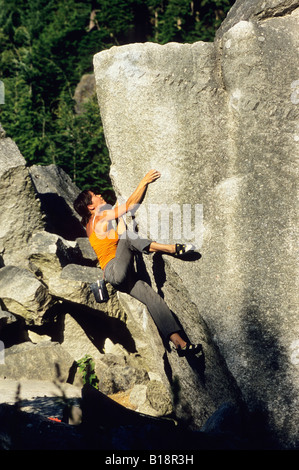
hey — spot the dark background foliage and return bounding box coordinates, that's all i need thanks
[0,0,235,202]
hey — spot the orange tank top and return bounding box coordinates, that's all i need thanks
[89,221,119,270]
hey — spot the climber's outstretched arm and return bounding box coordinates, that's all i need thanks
[99,169,160,223]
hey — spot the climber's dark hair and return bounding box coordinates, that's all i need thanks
[74,189,93,227]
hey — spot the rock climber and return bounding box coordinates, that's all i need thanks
[74,169,202,357]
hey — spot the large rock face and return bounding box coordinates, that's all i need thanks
[93,0,299,448]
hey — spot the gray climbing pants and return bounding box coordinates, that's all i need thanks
[104,231,181,340]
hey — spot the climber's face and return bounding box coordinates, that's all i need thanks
[88,191,106,210]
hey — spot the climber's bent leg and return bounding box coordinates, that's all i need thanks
[126,276,181,341]
[105,250,189,348]
[120,230,177,254]
[104,233,152,286]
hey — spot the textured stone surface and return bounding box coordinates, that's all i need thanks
[28,231,75,282]
[0,139,44,266]
[0,266,53,324]
[93,0,299,447]
[0,137,25,177]
[62,312,105,362]
[146,380,173,415]
[0,342,75,381]
[216,0,299,37]
[29,164,85,240]
[0,378,81,407]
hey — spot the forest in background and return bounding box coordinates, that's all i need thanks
[0,0,235,200]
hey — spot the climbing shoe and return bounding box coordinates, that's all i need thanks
[177,343,203,357]
[173,243,196,257]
